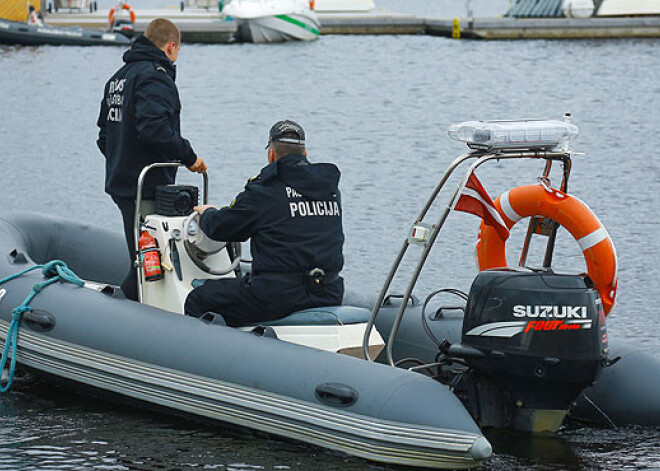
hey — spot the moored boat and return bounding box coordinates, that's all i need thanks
[223,0,320,43]
[0,17,131,46]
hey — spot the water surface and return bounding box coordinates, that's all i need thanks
[1,4,659,469]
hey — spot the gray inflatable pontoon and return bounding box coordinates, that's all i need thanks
[0,213,491,469]
[0,19,131,46]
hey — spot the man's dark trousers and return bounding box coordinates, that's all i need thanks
[184,274,344,327]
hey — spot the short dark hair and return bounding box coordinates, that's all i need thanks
[270,134,305,159]
[145,18,180,48]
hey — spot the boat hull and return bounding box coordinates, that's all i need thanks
[0,213,490,469]
[233,14,320,42]
[0,19,131,46]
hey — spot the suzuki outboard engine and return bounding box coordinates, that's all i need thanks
[447,268,608,433]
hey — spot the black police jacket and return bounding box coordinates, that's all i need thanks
[200,153,344,303]
[97,34,196,199]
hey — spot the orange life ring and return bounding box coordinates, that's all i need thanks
[476,184,618,315]
[309,0,315,10]
[109,3,136,26]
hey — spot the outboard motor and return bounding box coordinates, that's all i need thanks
[447,268,608,433]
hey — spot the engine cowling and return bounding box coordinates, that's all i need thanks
[449,268,608,432]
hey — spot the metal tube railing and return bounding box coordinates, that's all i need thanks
[361,152,477,361]
[362,149,572,366]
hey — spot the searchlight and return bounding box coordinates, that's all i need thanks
[448,118,579,152]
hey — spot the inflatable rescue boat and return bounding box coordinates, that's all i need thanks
[1,117,659,469]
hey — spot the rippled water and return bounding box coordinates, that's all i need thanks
[1,1,660,469]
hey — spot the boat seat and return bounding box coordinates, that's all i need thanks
[248,306,372,327]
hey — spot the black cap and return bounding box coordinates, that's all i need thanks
[266,120,305,148]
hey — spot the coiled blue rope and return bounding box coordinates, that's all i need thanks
[0,260,84,393]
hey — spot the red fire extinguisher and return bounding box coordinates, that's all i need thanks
[139,230,163,282]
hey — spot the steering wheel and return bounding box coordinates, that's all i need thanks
[182,211,241,276]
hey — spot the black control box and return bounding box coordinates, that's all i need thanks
[154,185,199,216]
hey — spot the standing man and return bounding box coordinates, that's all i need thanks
[97,18,206,301]
[184,120,344,327]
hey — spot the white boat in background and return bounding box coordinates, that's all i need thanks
[223,0,320,43]
[312,0,375,12]
[562,0,595,18]
[596,0,660,16]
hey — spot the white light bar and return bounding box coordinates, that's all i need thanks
[447,119,579,151]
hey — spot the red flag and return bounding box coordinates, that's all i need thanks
[455,173,510,239]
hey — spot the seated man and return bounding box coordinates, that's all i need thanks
[184,120,344,327]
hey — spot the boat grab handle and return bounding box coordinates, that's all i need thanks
[23,309,56,332]
[382,294,420,307]
[315,383,359,407]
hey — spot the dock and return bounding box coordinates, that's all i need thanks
[427,16,660,40]
[42,8,660,43]
[318,13,424,35]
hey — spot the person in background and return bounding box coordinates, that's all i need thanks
[97,18,206,301]
[27,5,43,26]
[184,120,344,327]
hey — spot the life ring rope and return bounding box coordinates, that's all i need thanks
[476,184,618,315]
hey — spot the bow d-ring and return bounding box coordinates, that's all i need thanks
[537,176,553,193]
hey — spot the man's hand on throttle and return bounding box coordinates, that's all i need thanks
[194,205,217,215]
[188,156,207,173]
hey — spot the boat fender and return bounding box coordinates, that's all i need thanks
[476,184,618,315]
[315,383,359,407]
[382,293,420,306]
[108,3,136,27]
